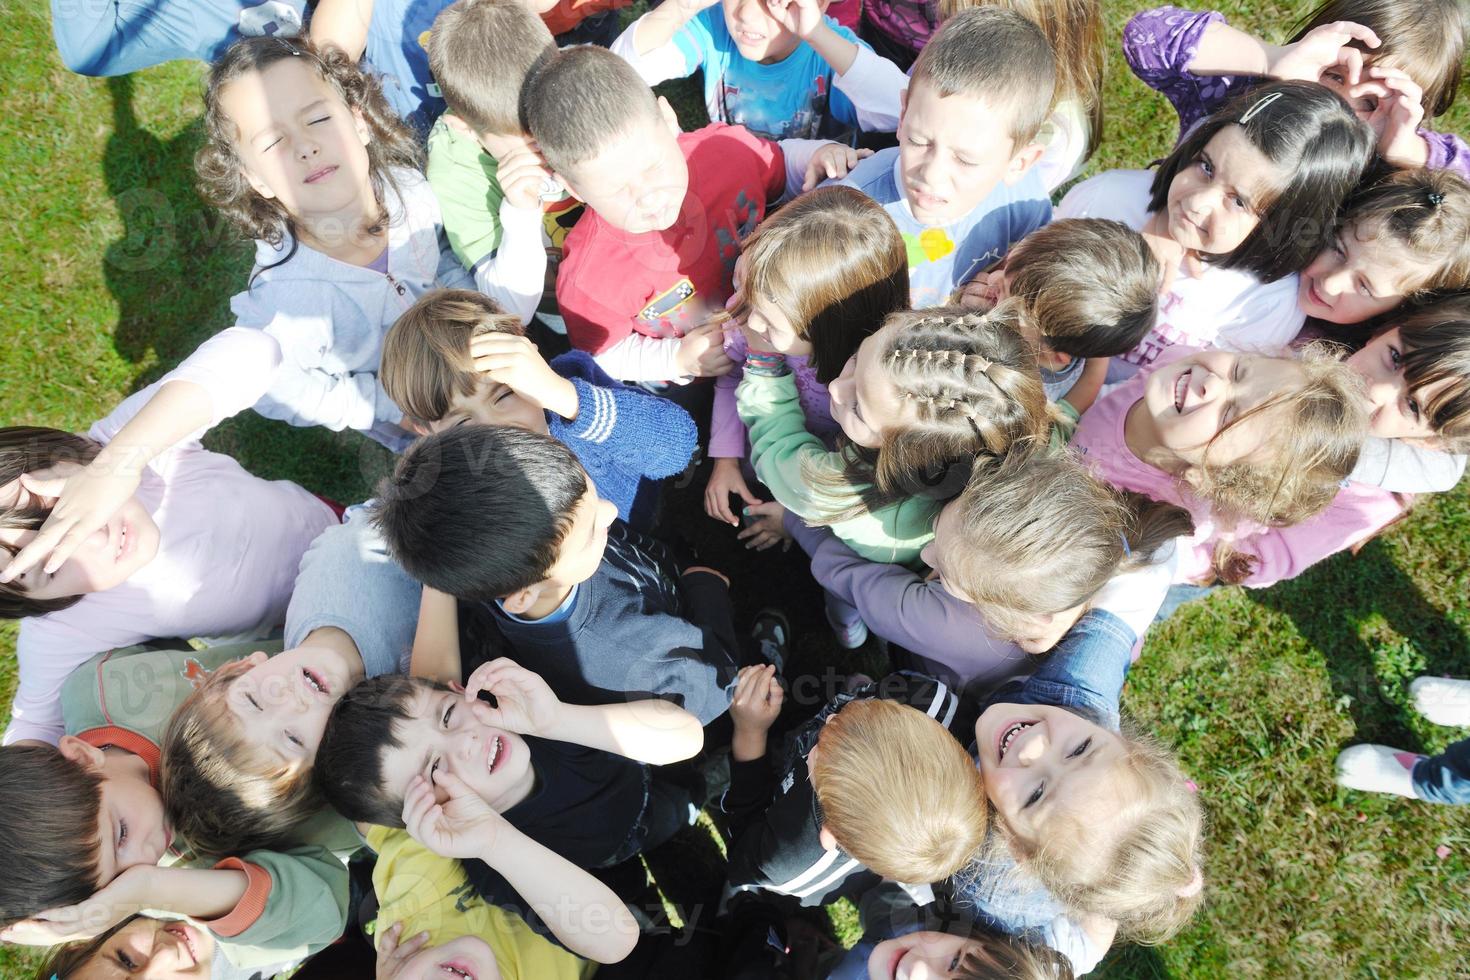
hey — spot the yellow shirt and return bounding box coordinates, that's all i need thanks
[366,826,596,980]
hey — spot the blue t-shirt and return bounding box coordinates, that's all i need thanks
[836,147,1051,307]
[671,10,865,140]
[50,0,449,135]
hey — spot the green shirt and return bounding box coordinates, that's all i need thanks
[427,115,506,270]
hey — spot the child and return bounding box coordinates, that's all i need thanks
[610,0,907,140]
[314,658,704,957]
[38,914,304,980]
[783,453,1192,686]
[0,369,339,746]
[1069,344,1374,588]
[522,44,860,383]
[162,503,425,857]
[1337,675,1470,805]
[705,186,909,527]
[372,424,745,723]
[959,217,1163,415]
[0,641,351,974]
[1057,81,1374,381]
[837,8,1055,308]
[424,0,561,322]
[956,606,1205,964]
[1124,1,1470,173]
[722,666,985,906]
[1298,167,1470,328]
[381,288,699,531]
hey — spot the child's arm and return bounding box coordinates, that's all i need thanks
[719,665,784,842]
[1056,356,1109,415]
[467,140,551,325]
[403,772,639,964]
[410,586,463,684]
[463,657,705,764]
[1183,19,1378,81]
[766,0,907,132]
[611,0,719,66]
[309,0,374,61]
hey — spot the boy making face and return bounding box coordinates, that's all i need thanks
[838,8,1056,307]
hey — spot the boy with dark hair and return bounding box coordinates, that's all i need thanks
[373,424,750,723]
[0,642,349,975]
[521,44,865,383]
[836,7,1056,307]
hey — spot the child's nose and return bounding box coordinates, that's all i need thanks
[1319,267,1351,298]
[1016,729,1047,763]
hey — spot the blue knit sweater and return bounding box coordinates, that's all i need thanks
[547,351,698,530]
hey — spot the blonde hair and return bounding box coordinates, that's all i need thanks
[936,0,1103,160]
[736,186,909,384]
[811,699,987,884]
[160,661,321,858]
[807,304,1050,525]
[939,454,1193,641]
[1009,725,1205,944]
[427,0,555,136]
[1342,168,1470,300]
[380,289,523,426]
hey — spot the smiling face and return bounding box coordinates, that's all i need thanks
[720,0,805,64]
[1165,125,1275,255]
[897,81,1031,227]
[1134,350,1306,469]
[377,687,535,811]
[867,930,979,980]
[826,322,917,449]
[227,645,365,762]
[79,916,215,979]
[388,934,503,980]
[1346,327,1451,442]
[557,103,689,235]
[1298,220,1421,325]
[219,56,374,223]
[972,702,1129,850]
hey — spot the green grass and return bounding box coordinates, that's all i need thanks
[3,0,1469,975]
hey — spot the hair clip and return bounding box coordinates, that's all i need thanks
[1239,91,1284,124]
[1427,191,1446,206]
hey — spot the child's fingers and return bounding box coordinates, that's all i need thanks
[378,921,404,955]
[1337,46,1364,88]
[1328,19,1380,49]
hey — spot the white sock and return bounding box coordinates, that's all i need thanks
[1410,676,1470,728]
[1335,744,1421,799]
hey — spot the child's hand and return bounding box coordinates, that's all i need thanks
[1266,20,1378,85]
[676,321,736,377]
[738,500,791,551]
[497,136,559,212]
[469,332,578,419]
[376,921,432,980]
[704,457,763,526]
[402,771,508,860]
[763,0,824,39]
[462,657,562,736]
[730,664,784,746]
[1355,67,1430,168]
[802,143,873,192]
[0,463,139,584]
[0,865,156,945]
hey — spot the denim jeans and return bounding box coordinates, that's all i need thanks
[1413,737,1470,805]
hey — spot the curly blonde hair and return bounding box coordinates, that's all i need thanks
[195,36,422,253]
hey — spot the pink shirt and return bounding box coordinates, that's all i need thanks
[6,357,337,745]
[1069,347,1403,588]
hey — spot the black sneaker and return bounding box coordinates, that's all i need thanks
[751,608,790,675]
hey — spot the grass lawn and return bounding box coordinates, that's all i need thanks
[2,0,1468,975]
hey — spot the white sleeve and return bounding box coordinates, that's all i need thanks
[1043,913,1107,975]
[610,17,693,86]
[1221,277,1305,352]
[1032,102,1091,192]
[1090,541,1179,639]
[1349,437,1467,493]
[3,623,98,746]
[776,138,830,200]
[470,203,545,325]
[591,332,690,384]
[832,45,907,132]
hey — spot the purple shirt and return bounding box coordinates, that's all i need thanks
[710,329,840,459]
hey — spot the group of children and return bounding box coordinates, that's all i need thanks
[8,0,1470,975]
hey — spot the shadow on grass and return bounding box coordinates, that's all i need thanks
[1248,536,1470,752]
[1097,943,1174,979]
[100,74,390,500]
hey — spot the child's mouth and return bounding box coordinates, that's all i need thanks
[1174,370,1191,413]
[163,922,202,966]
[304,165,338,184]
[114,521,131,562]
[736,29,767,44]
[1306,277,1328,310]
[486,735,504,774]
[440,962,477,980]
[909,187,947,212]
[997,720,1036,761]
[302,667,330,697]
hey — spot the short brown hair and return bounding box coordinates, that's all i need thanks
[520,45,661,175]
[1004,218,1161,359]
[161,660,323,858]
[735,186,909,384]
[381,289,524,427]
[909,7,1057,147]
[0,427,103,619]
[811,698,986,884]
[427,0,554,137]
[0,744,105,926]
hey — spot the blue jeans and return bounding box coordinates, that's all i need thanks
[1413,737,1470,805]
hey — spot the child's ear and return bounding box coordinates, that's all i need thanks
[656,96,682,137]
[817,824,840,852]
[405,418,432,436]
[500,585,539,616]
[1001,141,1046,186]
[57,735,106,774]
[897,85,908,124]
[242,165,277,201]
[352,105,373,148]
[243,650,270,668]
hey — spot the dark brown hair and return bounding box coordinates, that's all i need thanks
[381,289,524,426]
[1391,293,1470,452]
[0,744,105,926]
[0,427,103,619]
